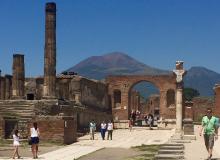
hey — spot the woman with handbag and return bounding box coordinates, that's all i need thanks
[30,122,40,159]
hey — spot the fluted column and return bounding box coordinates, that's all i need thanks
[12,54,25,99]
[43,2,56,98]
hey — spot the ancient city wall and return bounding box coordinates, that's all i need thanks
[70,77,110,111]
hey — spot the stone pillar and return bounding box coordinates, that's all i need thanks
[0,77,5,100]
[173,61,186,134]
[5,75,12,99]
[12,54,25,99]
[43,2,56,98]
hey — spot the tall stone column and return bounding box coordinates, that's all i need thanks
[5,75,12,99]
[12,54,25,99]
[0,77,5,100]
[43,2,56,98]
[173,61,186,134]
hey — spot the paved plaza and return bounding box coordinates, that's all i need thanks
[1,126,220,160]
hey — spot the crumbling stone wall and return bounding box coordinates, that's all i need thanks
[70,77,110,111]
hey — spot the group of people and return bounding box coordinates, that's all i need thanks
[12,122,40,159]
[89,120,114,140]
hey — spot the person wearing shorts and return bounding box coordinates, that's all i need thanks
[200,108,218,160]
[30,122,40,159]
[12,129,21,159]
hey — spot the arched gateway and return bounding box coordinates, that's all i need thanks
[106,74,177,121]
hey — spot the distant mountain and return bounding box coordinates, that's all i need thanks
[66,52,169,79]
[184,67,220,96]
[65,52,220,96]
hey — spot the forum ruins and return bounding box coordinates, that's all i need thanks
[0,2,220,144]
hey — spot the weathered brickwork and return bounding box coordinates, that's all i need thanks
[106,75,177,120]
[214,84,220,116]
[143,94,160,115]
[28,116,77,144]
[130,90,140,112]
[192,97,215,122]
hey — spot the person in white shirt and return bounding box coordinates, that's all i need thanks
[100,121,107,140]
[89,120,96,140]
[12,129,21,159]
[30,122,40,159]
[107,120,113,140]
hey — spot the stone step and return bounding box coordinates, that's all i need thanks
[160,145,184,150]
[0,111,34,115]
[161,143,184,147]
[155,154,184,159]
[170,139,191,143]
[158,149,184,154]
[0,109,34,113]
[0,105,34,109]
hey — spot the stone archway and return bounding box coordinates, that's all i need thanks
[106,74,177,121]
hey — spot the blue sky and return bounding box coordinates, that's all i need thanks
[0,0,220,77]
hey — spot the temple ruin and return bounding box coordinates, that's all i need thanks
[0,2,111,144]
[0,2,219,143]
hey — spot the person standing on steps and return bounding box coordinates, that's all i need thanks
[199,108,218,160]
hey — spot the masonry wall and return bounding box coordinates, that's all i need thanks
[0,118,5,138]
[28,116,77,144]
[214,86,220,116]
[192,97,215,122]
[69,77,110,111]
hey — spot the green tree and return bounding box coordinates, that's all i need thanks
[183,88,200,101]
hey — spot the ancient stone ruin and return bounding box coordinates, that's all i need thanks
[0,2,111,144]
[0,2,219,144]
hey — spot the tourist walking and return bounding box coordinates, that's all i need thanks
[107,120,113,140]
[199,108,218,160]
[131,110,136,124]
[148,114,154,130]
[129,118,133,132]
[100,121,107,140]
[12,129,21,159]
[89,120,96,140]
[30,122,40,159]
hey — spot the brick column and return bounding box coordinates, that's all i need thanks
[12,54,25,99]
[43,2,56,98]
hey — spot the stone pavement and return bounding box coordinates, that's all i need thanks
[0,127,174,160]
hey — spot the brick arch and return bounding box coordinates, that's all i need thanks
[128,80,159,116]
[106,74,177,120]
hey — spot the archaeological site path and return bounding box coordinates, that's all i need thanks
[0,126,220,160]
